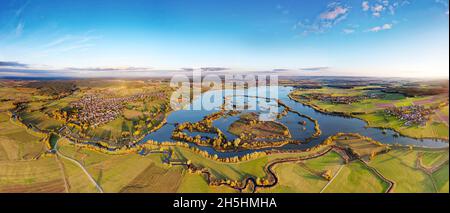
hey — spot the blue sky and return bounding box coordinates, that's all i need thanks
[0,0,448,78]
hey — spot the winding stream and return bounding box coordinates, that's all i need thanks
[139,86,448,158]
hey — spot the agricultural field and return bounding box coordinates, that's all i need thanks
[290,83,449,140]
[0,112,46,161]
[1,80,174,148]
[321,161,389,193]
[1,0,450,200]
[0,78,448,193]
[57,138,166,192]
[368,148,448,193]
[119,162,185,193]
[67,82,173,147]
[19,111,64,131]
[177,173,239,193]
[432,163,449,193]
[259,151,344,193]
[0,157,67,193]
[332,134,389,160]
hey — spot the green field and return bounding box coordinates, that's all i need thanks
[172,146,331,182]
[432,163,449,193]
[177,173,238,193]
[57,139,161,192]
[322,161,389,193]
[421,151,449,168]
[356,112,449,140]
[259,151,344,193]
[368,149,445,193]
[58,157,99,193]
[86,117,128,141]
[0,113,46,161]
[173,147,269,180]
[0,157,67,192]
[120,162,185,193]
[19,111,64,131]
[332,134,388,159]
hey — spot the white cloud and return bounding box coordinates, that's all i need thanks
[372,4,385,17]
[320,6,349,20]
[368,23,393,32]
[362,0,410,17]
[295,3,350,35]
[372,5,384,11]
[362,1,370,11]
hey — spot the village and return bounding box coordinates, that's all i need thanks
[384,105,433,127]
[70,92,166,127]
[303,93,382,105]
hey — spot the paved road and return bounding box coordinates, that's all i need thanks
[54,140,104,193]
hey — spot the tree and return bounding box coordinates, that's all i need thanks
[256,177,262,185]
[233,138,241,147]
[369,151,376,161]
[322,170,333,181]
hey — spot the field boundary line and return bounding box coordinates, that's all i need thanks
[359,159,395,193]
[320,165,344,193]
[55,156,70,193]
[416,154,443,193]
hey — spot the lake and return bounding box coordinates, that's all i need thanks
[140,86,448,158]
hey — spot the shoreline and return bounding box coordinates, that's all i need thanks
[287,93,449,143]
[6,86,448,160]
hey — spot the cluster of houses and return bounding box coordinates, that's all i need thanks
[304,94,365,104]
[385,105,433,126]
[304,93,384,105]
[71,92,164,127]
